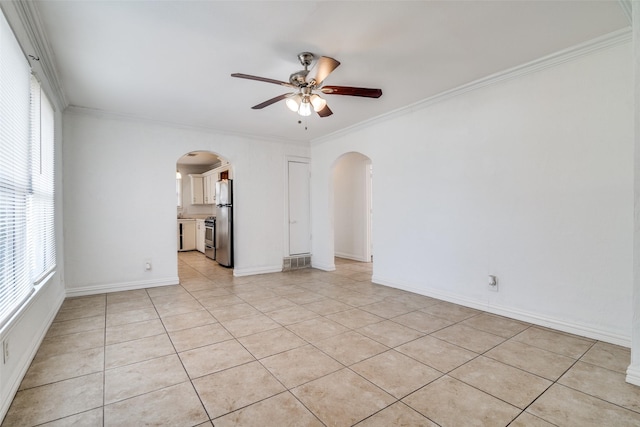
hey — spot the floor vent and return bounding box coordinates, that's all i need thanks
[283,255,311,271]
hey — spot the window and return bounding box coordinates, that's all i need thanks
[0,10,55,329]
[176,171,182,208]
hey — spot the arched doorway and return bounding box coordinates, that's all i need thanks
[332,152,373,264]
[175,151,233,267]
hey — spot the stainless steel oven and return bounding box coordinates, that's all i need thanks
[204,217,215,260]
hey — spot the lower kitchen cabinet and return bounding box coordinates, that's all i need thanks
[177,219,196,251]
[196,219,206,253]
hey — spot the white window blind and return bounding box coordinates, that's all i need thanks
[0,11,56,330]
[0,11,34,329]
[30,76,55,284]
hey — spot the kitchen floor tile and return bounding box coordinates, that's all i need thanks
[105,318,165,345]
[208,302,261,321]
[54,304,106,323]
[46,315,105,337]
[420,301,481,322]
[105,307,158,328]
[103,381,208,427]
[265,305,319,325]
[351,350,442,398]
[168,322,233,352]
[249,296,297,313]
[402,375,520,427]
[449,356,552,409]
[19,347,104,390]
[360,299,414,318]
[179,339,255,379]
[104,354,189,404]
[325,308,385,329]
[558,361,640,412]
[261,344,343,388]
[105,333,174,369]
[484,339,576,381]
[214,392,324,427]
[237,326,307,359]
[37,407,103,427]
[357,319,424,347]
[579,341,631,374]
[3,372,103,427]
[355,402,438,427]
[313,330,388,365]
[527,383,640,427]
[160,309,217,332]
[396,335,477,373]
[286,317,349,343]
[431,323,506,353]
[292,368,395,427]
[36,329,105,358]
[512,327,594,359]
[302,298,353,315]
[193,361,285,418]
[391,310,455,334]
[220,313,280,337]
[459,312,530,338]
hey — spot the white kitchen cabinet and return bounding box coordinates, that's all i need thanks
[203,173,215,205]
[189,174,204,205]
[177,219,196,251]
[196,219,206,253]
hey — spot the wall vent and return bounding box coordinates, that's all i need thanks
[283,255,311,271]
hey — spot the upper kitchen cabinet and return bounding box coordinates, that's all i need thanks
[203,172,215,205]
[189,174,204,205]
[203,163,233,205]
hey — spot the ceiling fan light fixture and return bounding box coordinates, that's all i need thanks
[310,94,327,112]
[298,97,312,116]
[285,94,301,112]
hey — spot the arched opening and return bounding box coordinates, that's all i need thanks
[331,152,373,270]
[175,151,234,269]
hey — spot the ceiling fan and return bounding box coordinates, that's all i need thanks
[231,52,382,118]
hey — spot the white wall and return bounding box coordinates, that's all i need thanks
[333,152,370,261]
[63,110,310,293]
[312,41,633,345]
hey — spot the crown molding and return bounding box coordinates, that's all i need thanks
[312,28,632,146]
[8,1,68,109]
[64,105,310,147]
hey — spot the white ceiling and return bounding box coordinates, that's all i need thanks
[33,1,629,143]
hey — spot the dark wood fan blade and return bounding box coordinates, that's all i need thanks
[251,93,292,109]
[317,104,333,117]
[231,73,294,88]
[320,86,382,98]
[313,56,340,86]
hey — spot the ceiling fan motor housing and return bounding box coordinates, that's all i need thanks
[289,70,309,87]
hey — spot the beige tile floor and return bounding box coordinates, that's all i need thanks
[3,252,640,426]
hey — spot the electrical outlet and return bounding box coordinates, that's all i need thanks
[3,340,9,364]
[488,275,498,292]
[144,259,152,271]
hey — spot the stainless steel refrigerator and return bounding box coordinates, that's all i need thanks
[215,179,233,267]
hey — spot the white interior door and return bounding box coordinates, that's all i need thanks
[288,161,311,255]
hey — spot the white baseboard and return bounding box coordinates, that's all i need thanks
[233,265,282,277]
[372,274,631,347]
[311,261,336,271]
[335,252,368,262]
[626,365,640,386]
[65,276,179,297]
